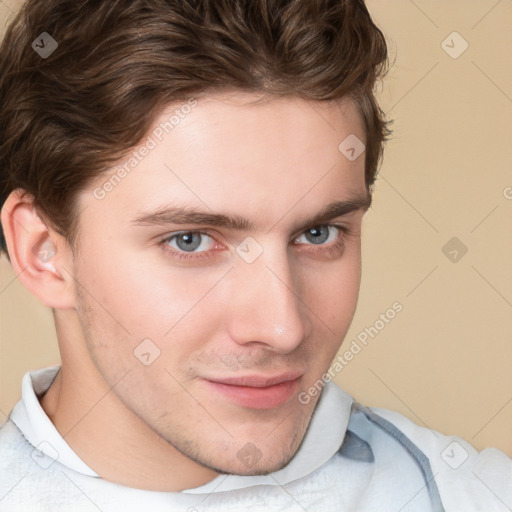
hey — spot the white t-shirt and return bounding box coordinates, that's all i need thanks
[0,366,510,511]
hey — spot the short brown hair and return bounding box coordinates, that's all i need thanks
[0,0,392,257]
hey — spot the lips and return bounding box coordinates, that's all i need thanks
[206,371,304,388]
[203,371,304,409]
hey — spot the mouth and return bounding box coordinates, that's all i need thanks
[202,371,303,410]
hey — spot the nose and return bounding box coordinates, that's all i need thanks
[225,244,311,354]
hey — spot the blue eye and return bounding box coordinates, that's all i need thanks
[295,225,340,245]
[162,231,216,255]
[174,232,204,252]
[159,224,348,262]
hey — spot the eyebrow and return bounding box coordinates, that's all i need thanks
[130,193,372,233]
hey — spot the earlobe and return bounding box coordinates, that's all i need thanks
[0,189,75,309]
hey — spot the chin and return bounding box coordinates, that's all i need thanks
[214,455,292,477]
[193,440,299,477]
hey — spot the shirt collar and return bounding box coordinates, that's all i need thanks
[9,366,99,476]
[9,366,354,492]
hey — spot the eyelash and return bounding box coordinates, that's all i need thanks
[158,225,349,262]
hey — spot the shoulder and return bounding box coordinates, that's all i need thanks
[361,404,512,510]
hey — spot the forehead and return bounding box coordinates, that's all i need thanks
[77,91,367,234]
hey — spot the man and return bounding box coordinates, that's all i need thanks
[0,0,510,510]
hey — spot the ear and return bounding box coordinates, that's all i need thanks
[0,189,76,309]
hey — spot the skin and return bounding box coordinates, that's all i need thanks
[1,90,369,492]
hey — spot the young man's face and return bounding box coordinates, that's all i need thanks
[70,91,368,477]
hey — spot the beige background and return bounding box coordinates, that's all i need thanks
[1,0,511,456]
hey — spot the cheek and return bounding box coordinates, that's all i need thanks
[74,251,227,370]
[78,244,213,330]
[303,244,361,329]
